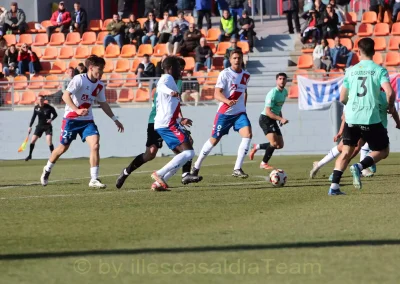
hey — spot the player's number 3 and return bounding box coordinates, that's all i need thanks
[357,77,367,97]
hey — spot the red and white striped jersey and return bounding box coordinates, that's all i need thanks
[215,68,251,115]
[154,74,180,129]
[64,74,106,121]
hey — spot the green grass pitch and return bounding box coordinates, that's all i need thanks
[1,154,400,284]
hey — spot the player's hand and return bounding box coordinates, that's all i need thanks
[181,118,193,127]
[28,127,32,134]
[115,120,124,133]
[333,133,342,142]
[46,119,52,124]
[171,91,179,97]
[76,108,89,116]
[227,100,237,106]
[280,118,289,125]
[387,105,395,114]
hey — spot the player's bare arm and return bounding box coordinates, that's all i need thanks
[265,107,285,124]
[334,114,346,142]
[214,87,236,106]
[62,90,88,116]
[98,101,124,132]
[339,86,349,105]
[381,81,396,114]
[391,110,400,129]
[279,111,289,125]
[244,90,248,106]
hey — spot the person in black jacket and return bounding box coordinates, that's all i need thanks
[144,0,162,18]
[118,0,133,18]
[69,2,87,36]
[142,12,159,47]
[194,37,213,71]
[125,13,142,48]
[2,44,18,76]
[322,4,339,39]
[238,10,255,52]
[136,54,156,87]
[25,95,58,161]
[283,0,301,34]
[166,26,183,55]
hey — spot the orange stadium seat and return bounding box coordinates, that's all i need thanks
[372,52,383,65]
[32,47,42,58]
[297,54,313,69]
[0,77,9,90]
[340,38,353,50]
[28,75,44,89]
[352,37,361,51]
[42,47,58,60]
[96,31,109,45]
[32,34,49,46]
[130,58,141,72]
[211,57,224,70]
[200,86,214,100]
[153,44,168,57]
[81,31,96,45]
[185,16,195,23]
[374,23,389,36]
[216,42,230,55]
[120,44,136,58]
[107,74,124,87]
[88,19,102,32]
[135,88,150,102]
[50,60,66,74]
[105,89,117,103]
[384,51,400,66]
[69,60,81,69]
[205,71,220,85]
[373,37,386,51]
[345,12,357,25]
[13,75,28,90]
[104,60,114,73]
[17,34,33,47]
[27,22,38,33]
[4,34,16,46]
[137,18,147,28]
[115,59,130,72]
[391,23,400,36]
[184,57,195,71]
[40,20,53,29]
[313,69,327,80]
[351,53,360,65]
[193,71,206,84]
[327,38,334,48]
[206,28,220,41]
[200,29,207,37]
[288,85,298,98]
[102,19,113,31]
[386,66,397,75]
[361,11,377,24]
[19,91,36,105]
[117,89,134,102]
[65,32,81,45]
[124,74,138,87]
[388,37,400,50]
[43,75,60,89]
[150,57,161,66]
[237,41,249,54]
[104,44,120,58]
[74,46,90,59]
[137,44,153,57]
[208,42,217,53]
[5,92,20,105]
[91,45,105,57]
[49,33,65,46]
[357,23,373,37]
[293,70,308,84]
[59,46,74,59]
[39,62,51,74]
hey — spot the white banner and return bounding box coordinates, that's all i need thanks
[298,76,344,111]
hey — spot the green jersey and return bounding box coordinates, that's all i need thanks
[379,91,388,128]
[343,60,389,125]
[148,79,183,124]
[262,87,288,116]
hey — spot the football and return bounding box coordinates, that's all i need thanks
[269,169,287,187]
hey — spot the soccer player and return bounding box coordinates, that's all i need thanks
[328,38,396,195]
[115,57,201,190]
[25,95,58,161]
[248,73,289,169]
[40,55,124,189]
[191,50,252,178]
[150,56,196,190]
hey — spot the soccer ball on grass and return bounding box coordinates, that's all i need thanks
[269,169,287,187]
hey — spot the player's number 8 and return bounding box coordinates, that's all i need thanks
[357,76,367,97]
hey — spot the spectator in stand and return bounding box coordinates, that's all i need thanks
[118,0,133,18]
[313,39,331,71]
[27,46,41,74]
[47,1,72,40]
[312,0,326,14]
[219,10,237,42]
[50,67,75,104]
[3,44,18,76]
[136,54,156,87]
[158,11,173,43]
[0,31,7,52]
[177,0,195,15]
[238,10,255,52]
[328,0,345,26]
[103,14,125,49]
[142,12,159,47]
[74,62,87,76]
[378,0,392,24]
[125,13,142,48]
[0,7,7,33]
[181,70,200,106]
[330,36,353,69]
[393,0,400,22]
[3,2,27,34]
[164,0,178,16]
[370,0,380,15]
[69,2,87,36]
[216,0,229,16]
[194,37,213,72]
[155,54,167,77]
[17,44,39,75]
[322,4,339,39]
[196,0,212,30]
[227,0,246,28]
[166,26,183,55]
[180,23,201,56]
[223,37,242,68]
[283,0,301,34]
[173,10,190,35]
[144,0,162,18]
[300,10,320,45]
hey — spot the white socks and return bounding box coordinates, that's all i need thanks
[194,140,214,169]
[360,143,370,162]
[45,161,55,172]
[234,138,251,170]
[90,166,99,180]
[156,150,195,178]
[163,168,180,181]
[317,146,340,168]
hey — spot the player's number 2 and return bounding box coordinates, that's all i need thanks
[62,131,72,139]
[357,77,367,97]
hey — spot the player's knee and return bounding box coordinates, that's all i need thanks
[91,143,100,152]
[184,149,195,160]
[382,148,390,159]
[209,138,219,146]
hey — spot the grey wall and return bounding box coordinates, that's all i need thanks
[1,102,400,160]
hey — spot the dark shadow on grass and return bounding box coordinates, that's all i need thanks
[2,240,400,261]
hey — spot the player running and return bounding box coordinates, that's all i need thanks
[191,49,252,178]
[328,38,396,195]
[149,56,196,190]
[25,95,58,161]
[115,57,201,189]
[40,55,124,189]
[248,73,289,169]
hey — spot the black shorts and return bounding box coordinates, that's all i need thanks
[259,114,282,136]
[34,125,53,138]
[146,123,163,148]
[342,122,389,151]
